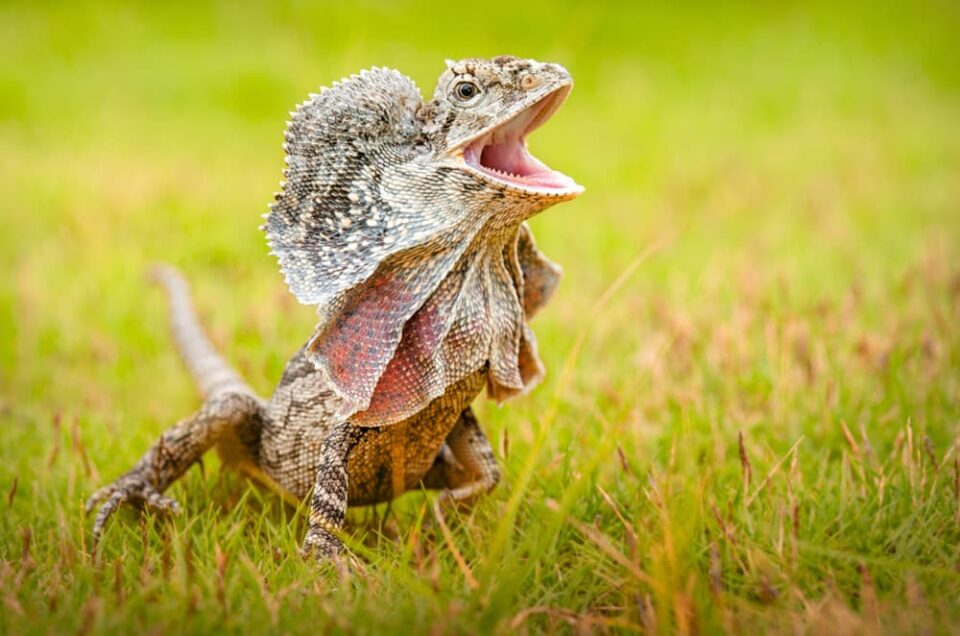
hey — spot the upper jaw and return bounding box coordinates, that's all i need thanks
[452,82,584,199]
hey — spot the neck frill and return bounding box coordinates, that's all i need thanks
[306,222,560,428]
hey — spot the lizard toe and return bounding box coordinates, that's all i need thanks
[85,484,117,513]
[90,488,130,546]
[88,478,181,548]
[143,488,181,515]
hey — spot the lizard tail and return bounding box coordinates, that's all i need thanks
[151,264,256,400]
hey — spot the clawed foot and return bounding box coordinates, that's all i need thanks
[85,474,181,548]
[300,525,343,560]
[300,527,366,574]
[437,478,493,510]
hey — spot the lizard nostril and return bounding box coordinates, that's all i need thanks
[521,75,539,90]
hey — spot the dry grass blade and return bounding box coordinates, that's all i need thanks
[70,416,97,481]
[597,485,638,553]
[6,475,17,508]
[738,431,752,489]
[708,542,723,597]
[745,436,804,508]
[431,498,479,590]
[616,444,634,477]
[214,542,229,611]
[922,435,937,468]
[46,411,62,469]
[840,420,860,457]
[545,499,655,588]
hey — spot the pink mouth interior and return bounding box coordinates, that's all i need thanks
[463,89,580,192]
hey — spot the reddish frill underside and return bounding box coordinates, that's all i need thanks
[306,225,560,428]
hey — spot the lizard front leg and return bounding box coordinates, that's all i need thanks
[423,407,501,503]
[86,391,263,546]
[301,420,360,559]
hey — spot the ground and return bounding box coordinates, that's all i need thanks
[1,1,959,634]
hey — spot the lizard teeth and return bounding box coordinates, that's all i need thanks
[487,166,522,179]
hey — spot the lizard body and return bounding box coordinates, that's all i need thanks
[87,56,582,558]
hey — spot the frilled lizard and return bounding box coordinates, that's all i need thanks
[86,56,583,558]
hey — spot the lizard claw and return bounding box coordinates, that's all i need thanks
[85,476,181,548]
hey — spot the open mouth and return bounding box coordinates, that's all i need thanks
[461,85,583,196]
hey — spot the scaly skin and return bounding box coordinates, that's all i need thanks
[87,56,582,559]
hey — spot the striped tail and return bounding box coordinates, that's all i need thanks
[151,265,255,400]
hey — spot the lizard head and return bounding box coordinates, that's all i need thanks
[421,55,583,204]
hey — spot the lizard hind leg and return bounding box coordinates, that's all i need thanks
[85,391,265,548]
[422,407,501,504]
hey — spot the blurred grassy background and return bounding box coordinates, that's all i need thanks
[1,1,959,633]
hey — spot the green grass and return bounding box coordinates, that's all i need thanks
[2,1,960,633]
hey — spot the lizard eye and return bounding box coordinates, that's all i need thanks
[453,81,480,101]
